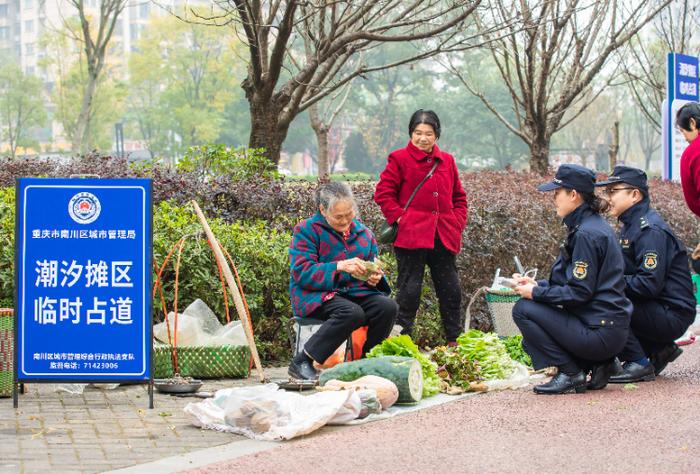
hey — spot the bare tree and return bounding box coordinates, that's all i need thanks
[308,83,352,181]
[622,0,699,132]
[449,0,672,174]
[200,0,481,164]
[66,0,127,155]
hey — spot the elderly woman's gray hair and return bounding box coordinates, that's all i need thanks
[316,182,358,212]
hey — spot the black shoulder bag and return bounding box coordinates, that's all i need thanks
[376,160,440,245]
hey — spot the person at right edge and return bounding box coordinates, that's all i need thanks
[511,164,632,395]
[596,166,695,383]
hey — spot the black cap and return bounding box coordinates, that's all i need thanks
[595,165,648,193]
[537,164,595,194]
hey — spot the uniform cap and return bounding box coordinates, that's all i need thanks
[537,164,595,195]
[595,165,648,193]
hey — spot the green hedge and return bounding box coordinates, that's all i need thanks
[0,191,294,362]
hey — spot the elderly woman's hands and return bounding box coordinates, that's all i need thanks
[337,257,367,275]
[365,269,384,287]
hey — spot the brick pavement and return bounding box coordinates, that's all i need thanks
[0,367,287,474]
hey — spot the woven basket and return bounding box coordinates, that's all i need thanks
[485,290,522,337]
[0,309,13,398]
[153,343,250,379]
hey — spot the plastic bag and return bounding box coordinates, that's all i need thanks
[212,321,246,346]
[483,362,532,391]
[153,312,207,346]
[153,299,247,347]
[185,383,361,440]
[185,299,222,335]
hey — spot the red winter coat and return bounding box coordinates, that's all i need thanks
[374,141,468,254]
[680,136,700,217]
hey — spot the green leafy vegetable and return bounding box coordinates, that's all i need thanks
[503,335,533,367]
[431,345,482,391]
[456,330,516,380]
[367,335,440,397]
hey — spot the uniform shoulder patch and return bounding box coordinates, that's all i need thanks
[643,251,658,270]
[573,261,588,280]
[640,217,649,229]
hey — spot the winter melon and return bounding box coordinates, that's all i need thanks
[318,356,423,404]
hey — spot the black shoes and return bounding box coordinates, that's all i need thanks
[608,361,655,383]
[288,358,319,381]
[650,344,683,376]
[587,360,616,390]
[534,371,587,394]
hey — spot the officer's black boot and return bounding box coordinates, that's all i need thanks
[608,361,655,383]
[587,359,616,390]
[650,343,683,376]
[534,371,587,394]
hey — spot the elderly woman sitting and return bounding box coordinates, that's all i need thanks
[288,182,398,380]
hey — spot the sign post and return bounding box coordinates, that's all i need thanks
[663,52,699,180]
[14,178,153,408]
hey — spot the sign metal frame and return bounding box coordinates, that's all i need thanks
[13,178,154,408]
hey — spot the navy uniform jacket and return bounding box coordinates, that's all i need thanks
[532,203,632,329]
[618,200,695,319]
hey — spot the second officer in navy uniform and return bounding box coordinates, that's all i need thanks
[596,166,695,383]
[511,164,632,394]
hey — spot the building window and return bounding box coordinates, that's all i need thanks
[26,65,34,75]
[0,26,8,40]
[0,5,8,17]
[25,19,33,33]
[24,0,33,9]
[140,3,149,18]
[25,42,34,55]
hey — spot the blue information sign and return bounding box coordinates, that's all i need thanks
[663,53,699,180]
[15,178,152,381]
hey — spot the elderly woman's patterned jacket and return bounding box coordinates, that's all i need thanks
[289,211,390,318]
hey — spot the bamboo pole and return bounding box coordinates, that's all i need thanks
[191,201,265,382]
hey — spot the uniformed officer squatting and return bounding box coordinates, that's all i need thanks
[511,164,632,394]
[597,166,695,384]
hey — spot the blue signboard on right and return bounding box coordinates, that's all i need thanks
[663,53,699,180]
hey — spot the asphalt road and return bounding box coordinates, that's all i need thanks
[190,341,700,474]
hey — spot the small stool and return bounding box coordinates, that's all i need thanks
[289,317,354,362]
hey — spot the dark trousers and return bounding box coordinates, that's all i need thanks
[512,299,628,370]
[394,239,462,341]
[618,300,692,361]
[303,294,397,363]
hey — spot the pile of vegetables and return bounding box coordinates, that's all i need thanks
[455,330,516,380]
[502,335,532,367]
[319,356,424,404]
[431,345,482,392]
[366,335,440,398]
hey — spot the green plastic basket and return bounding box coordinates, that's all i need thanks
[0,309,13,398]
[153,343,251,379]
[485,290,522,337]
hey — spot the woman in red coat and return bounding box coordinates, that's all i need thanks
[374,109,468,344]
[678,102,700,217]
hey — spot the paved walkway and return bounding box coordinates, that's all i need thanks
[0,367,287,474]
[3,338,700,473]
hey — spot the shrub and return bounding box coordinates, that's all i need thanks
[152,201,292,363]
[3,161,700,357]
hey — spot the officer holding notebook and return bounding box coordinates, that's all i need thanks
[510,164,632,394]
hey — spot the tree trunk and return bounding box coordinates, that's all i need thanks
[72,73,98,155]
[529,136,551,175]
[248,100,289,166]
[308,103,330,181]
[608,121,619,171]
